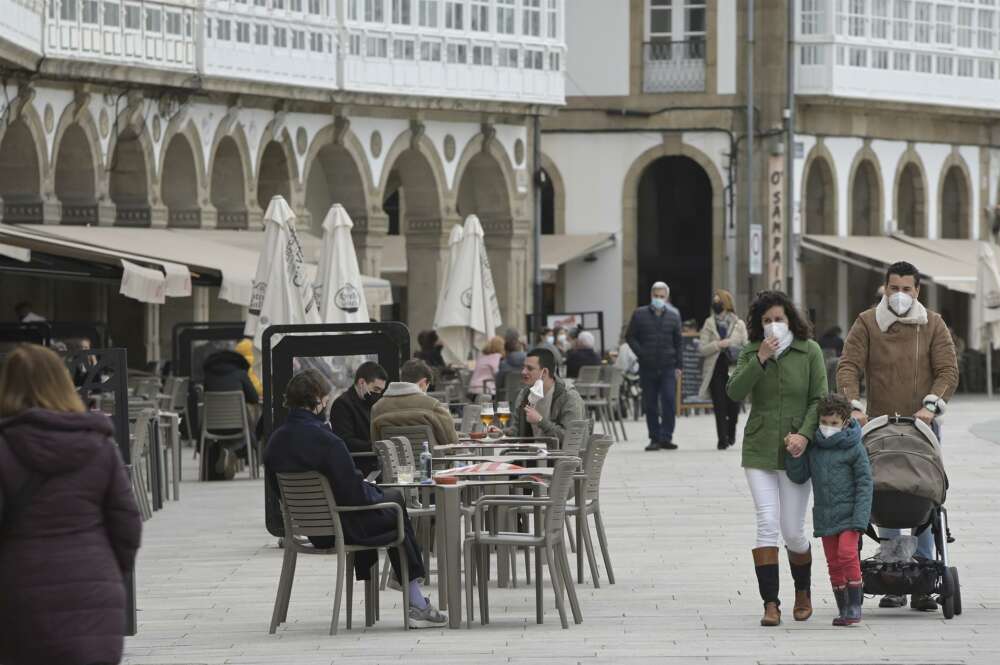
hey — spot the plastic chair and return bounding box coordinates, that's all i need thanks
[604,367,628,442]
[380,424,436,463]
[502,371,524,405]
[460,404,482,434]
[269,472,411,634]
[576,365,612,436]
[129,407,157,520]
[199,391,256,480]
[463,458,583,629]
[566,435,615,587]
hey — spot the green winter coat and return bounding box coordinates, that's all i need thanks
[786,420,874,537]
[726,338,828,471]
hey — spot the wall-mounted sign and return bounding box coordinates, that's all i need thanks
[749,224,763,275]
[767,155,785,291]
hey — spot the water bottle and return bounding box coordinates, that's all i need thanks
[419,442,433,483]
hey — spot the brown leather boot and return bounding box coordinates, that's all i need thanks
[752,547,781,626]
[787,548,813,621]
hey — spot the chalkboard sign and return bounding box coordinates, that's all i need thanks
[677,332,713,414]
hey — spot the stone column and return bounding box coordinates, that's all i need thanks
[405,216,460,340]
[482,215,531,336]
[353,211,389,278]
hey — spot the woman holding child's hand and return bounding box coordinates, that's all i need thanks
[726,291,829,628]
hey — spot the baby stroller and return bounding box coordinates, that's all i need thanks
[860,415,962,619]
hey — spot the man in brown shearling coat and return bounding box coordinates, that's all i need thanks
[837,260,959,612]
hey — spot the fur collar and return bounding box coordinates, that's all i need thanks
[875,296,928,332]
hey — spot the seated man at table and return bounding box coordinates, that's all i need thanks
[499,347,586,445]
[371,358,458,446]
[264,369,446,628]
[330,361,388,476]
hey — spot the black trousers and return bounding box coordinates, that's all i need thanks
[309,488,426,583]
[708,354,741,445]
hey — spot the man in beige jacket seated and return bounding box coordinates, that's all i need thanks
[837,260,959,613]
[371,358,458,446]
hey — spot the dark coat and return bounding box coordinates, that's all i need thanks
[264,409,400,574]
[0,409,142,665]
[329,388,377,475]
[786,420,873,536]
[626,304,683,373]
[565,348,602,379]
[203,350,259,404]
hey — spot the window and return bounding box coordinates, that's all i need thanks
[848,46,867,66]
[364,0,383,21]
[893,50,910,69]
[146,7,161,32]
[648,0,705,46]
[892,0,910,40]
[349,33,361,53]
[124,4,140,29]
[801,44,824,64]
[497,0,515,34]
[292,29,306,49]
[290,0,302,11]
[523,0,541,36]
[546,0,558,38]
[419,0,438,26]
[391,0,410,24]
[217,19,231,40]
[936,54,953,74]
[847,0,866,37]
[472,44,492,65]
[914,1,931,42]
[471,0,488,31]
[347,0,358,19]
[205,17,212,37]
[274,0,285,9]
[958,57,974,76]
[525,48,543,69]
[548,50,560,70]
[185,14,192,37]
[274,26,288,47]
[254,23,268,45]
[82,0,99,23]
[979,59,995,78]
[420,39,442,60]
[166,11,182,34]
[872,48,889,68]
[935,4,952,44]
[979,9,995,49]
[393,37,415,58]
[498,46,518,67]
[254,0,266,6]
[60,0,78,21]
[236,21,250,43]
[445,0,463,28]
[308,0,323,15]
[800,0,824,35]
[366,35,387,56]
[447,42,467,62]
[310,32,328,52]
[915,52,932,71]
[649,0,671,36]
[872,0,889,38]
[103,2,120,27]
[957,6,973,47]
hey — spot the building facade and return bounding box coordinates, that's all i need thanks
[546,0,998,350]
[0,0,565,363]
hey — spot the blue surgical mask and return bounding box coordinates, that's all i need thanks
[651,298,667,310]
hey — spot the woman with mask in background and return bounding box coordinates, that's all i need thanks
[698,289,748,450]
[726,291,828,628]
[330,361,388,476]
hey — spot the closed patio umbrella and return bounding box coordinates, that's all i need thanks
[314,204,370,325]
[433,215,502,365]
[978,241,1000,397]
[432,223,464,335]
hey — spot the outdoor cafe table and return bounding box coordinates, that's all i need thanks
[379,466,584,629]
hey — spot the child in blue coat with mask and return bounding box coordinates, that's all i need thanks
[786,393,873,626]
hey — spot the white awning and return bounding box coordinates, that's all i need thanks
[800,234,976,295]
[378,233,617,275]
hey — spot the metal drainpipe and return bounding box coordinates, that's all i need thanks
[746,0,755,302]
[786,0,796,297]
[533,114,543,338]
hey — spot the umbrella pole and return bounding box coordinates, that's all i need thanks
[987,328,994,398]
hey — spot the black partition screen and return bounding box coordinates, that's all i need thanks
[172,321,246,379]
[49,321,109,348]
[261,322,410,536]
[0,322,52,348]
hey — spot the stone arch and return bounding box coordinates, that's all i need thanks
[894,149,927,237]
[938,153,972,239]
[621,141,725,315]
[378,129,448,226]
[255,121,300,214]
[208,124,255,229]
[107,111,158,226]
[848,148,884,236]
[453,137,516,230]
[51,104,104,225]
[801,142,837,235]
[159,123,205,227]
[539,153,566,235]
[302,124,373,234]
[0,112,47,223]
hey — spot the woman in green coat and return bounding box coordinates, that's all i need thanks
[727,291,828,627]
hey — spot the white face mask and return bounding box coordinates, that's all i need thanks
[888,291,914,316]
[545,335,555,345]
[764,321,789,340]
[819,425,842,439]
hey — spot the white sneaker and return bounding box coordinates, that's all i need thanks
[408,601,447,629]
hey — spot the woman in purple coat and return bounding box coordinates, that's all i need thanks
[0,344,142,665]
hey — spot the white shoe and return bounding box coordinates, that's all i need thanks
[408,601,447,628]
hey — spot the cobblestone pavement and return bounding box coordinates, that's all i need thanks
[124,397,1000,665]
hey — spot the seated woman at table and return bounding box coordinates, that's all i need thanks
[468,335,505,397]
[263,369,446,628]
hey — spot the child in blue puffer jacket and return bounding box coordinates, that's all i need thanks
[786,393,873,626]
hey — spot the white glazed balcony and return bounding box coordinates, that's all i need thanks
[0,0,44,58]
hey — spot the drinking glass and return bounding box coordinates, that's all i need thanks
[397,465,414,484]
[480,403,495,430]
[496,401,511,427]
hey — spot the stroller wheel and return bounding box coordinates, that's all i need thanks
[941,568,957,620]
[950,567,962,616]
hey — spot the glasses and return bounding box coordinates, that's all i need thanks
[496,401,511,427]
[480,402,495,429]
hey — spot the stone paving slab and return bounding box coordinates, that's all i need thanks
[124,397,1000,664]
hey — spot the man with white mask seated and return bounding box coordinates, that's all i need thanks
[497,347,585,445]
[837,260,959,612]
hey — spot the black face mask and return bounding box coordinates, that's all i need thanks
[712,302,724,315]
[363,391,382,407]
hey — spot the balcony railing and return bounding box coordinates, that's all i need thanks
[642,39,705,93]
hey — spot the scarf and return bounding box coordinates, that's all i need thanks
[874,295,928,333]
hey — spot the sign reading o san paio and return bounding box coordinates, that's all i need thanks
[767,155,785,291]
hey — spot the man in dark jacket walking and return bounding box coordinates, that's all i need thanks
[626,281,683,450]
[330,361,388,477]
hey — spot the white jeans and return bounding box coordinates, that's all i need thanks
[745,467,812,554]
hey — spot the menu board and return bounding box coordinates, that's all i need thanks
[679,332,713,411]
